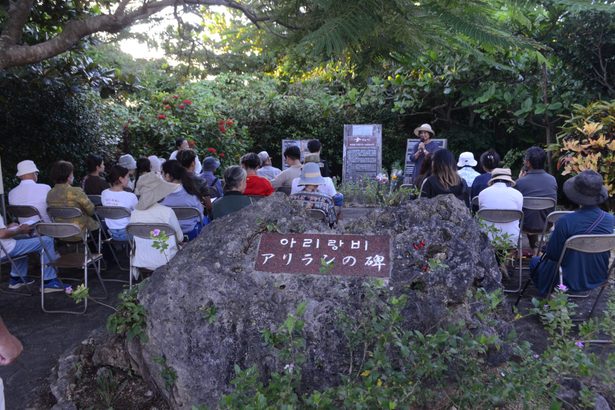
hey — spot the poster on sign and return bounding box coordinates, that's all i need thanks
[281,139,310,170]
[403,138,448,184]
[342,124,382,182]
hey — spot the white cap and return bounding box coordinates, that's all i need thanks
[457,152,477,167]
[16,160,39,177]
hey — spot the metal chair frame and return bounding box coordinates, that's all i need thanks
[537,211,574,253]
[0,241,35,296]
[7,205,43,222]
[125,223,176,288]
[516,234,615,321]
[35,222,106,314]
[94,205,132,271]
[306,209,327,221]
[87,195,102,206]
[171,207,204,241]
[276,186,292,196]
[476,209,524,293]
[521,197,556,250]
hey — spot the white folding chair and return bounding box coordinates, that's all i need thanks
[170,206,203,241]
[95,206,132,271]
[125,223,176,288]
[522,197,556,252]
[35,222,106,314]
[476,209,524,293]
[537,211,574,253]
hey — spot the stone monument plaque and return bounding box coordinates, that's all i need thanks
[255,233,390,277]
[342,124,382,182]
[403,138,448,184]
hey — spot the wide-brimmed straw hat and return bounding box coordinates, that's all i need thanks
[135,172,180,210]
[16,160,39,177]
[563,170,608,206]
[413,123,435,137]
[488,168,515,186]
[297,162,326,186]
[457,152,477,167]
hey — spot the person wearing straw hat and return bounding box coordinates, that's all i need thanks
[292,162,337,226]
[410,123,440,184]
[478,168,523,245]
[529,170,614,296]
[457,152,480,188]
[129,172,184,272]
[8,160,51,223]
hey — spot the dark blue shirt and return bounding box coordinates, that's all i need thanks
[471,172,491,200]
[411,140,441,184]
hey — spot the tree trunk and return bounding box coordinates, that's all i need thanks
[541,63,554,175]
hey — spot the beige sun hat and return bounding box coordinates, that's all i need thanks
[297,162,326,186]
[413,123,435,137]
[488,168,515,186]
[135,172,180,210]
[16,160,39,177]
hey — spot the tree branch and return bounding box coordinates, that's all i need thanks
[0,0,271,69]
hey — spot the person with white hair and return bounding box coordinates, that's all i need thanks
[256,151,281,181]
[8,160,51,223]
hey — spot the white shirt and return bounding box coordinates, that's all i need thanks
[170,150,202,174]
[8,179,52,223]
[0,215,16,257]
[101,189,138,230]
[129,204,183,272]
[291,177,337,197]
[478,182,523,245]
[257,165,282,181]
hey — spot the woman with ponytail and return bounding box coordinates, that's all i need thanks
[161,160,205,241]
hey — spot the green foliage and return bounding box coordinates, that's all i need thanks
[221,283,615,408]
[200,302,218,325]
[96,368,119,408]
[106,286,148,342]
[154,355,177,391]
[69,284,90,304]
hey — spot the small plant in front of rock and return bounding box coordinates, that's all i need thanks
[106,286,148,342]
[66,284,118,311]
[154,355,177,391]
[319,257,334,274]
[96,367,118,408]
[200,302,218,324]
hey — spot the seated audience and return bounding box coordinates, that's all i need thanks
[101,165,138,241]
[212,166,252,220]
[8,160,51,223]
[515,146,557,255]
[530,170,614,295]
[118,154,137,191]
[457,152,480,188]
[414,153,433,192]
[200,156,223,198]
[241,153,274,196]
[47,160,99,239]
[176,149,213,216]
[148,155,163,177]
[82,154,109,195]
[170,138,202,174]
[0,214,68,292]
[129,173,183,272]
[291,156,343,206]
[291,163,337,226]
[478,168,523,246]
[133,157,151,195]
[420,149,470,207]
[256,151,282,181]
[471,149,501,200]
[272,145,303,189]
[307,139,331,177]
[161,160,205,241]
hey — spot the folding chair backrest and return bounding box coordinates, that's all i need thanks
[471,196,479,207]
[47,207,83,221]
[88,195,102,206]
[523,197,556,210]
[95,206,132,220]
[561,234,615,254]
[476,209,523,224]
[170,207,201,221]
[7,205,42,220]
[276,186,292,196]
[546,210,573,225]
[307,209,326,221]
[248,195,265,202]
[35,222,83,240]
[289,192,334,206]
[126,223,176,240]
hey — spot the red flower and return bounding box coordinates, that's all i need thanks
[172,95,179,99]
[225,118,234,126]
[219,153,225,158]
[218,119,226,133]
[178,104,185,110]
[164,105,171,110]
[412,241,426,251]
[183,99,192,105]
[207,147,217,154]
[157,114,166,120]
[421,265,429,272]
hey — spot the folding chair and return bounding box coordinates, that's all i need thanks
[471,196,479,208]
[476,209,524,293]
[0,242,35,296]
[7,205,43,223]
[171,207,204,241]
[537,211,573,254]
[125,223,176,288]
[276,186,292,196]
[95,206,132,271]
[87,195,102,206]
[35,222,106,314]
[290,192,337,225]
[307,209,327,221]
[516,234,615,321]
[522,196,556,252]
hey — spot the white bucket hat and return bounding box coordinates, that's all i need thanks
[457,152,478,167]
[413,123,435,137]
[16,160,39,177]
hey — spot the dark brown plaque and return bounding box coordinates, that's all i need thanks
[342,124,382,182]
[255,233,390,278]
